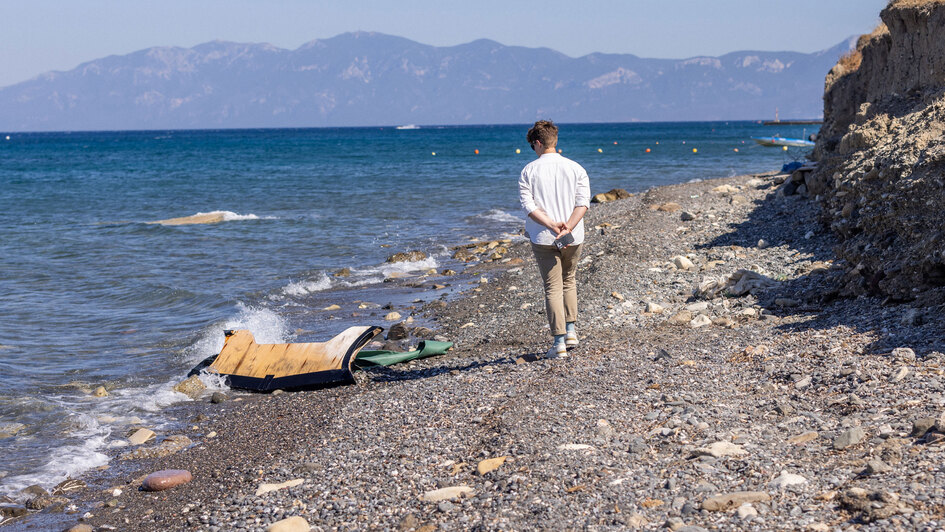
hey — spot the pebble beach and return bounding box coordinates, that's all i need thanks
[9,168,945,532]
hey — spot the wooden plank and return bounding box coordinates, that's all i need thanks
[209,327,378,379]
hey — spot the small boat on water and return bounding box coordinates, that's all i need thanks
[752,136,815,148]
[395,124,420,130]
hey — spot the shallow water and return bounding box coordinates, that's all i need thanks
[0,121,816,493]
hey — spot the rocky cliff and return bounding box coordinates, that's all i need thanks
[811,0,945,304]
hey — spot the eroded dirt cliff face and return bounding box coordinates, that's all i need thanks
[812,0,945,303]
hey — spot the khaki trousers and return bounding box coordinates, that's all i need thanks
[531,243,583,336]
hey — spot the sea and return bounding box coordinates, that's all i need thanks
[0,121,817,496]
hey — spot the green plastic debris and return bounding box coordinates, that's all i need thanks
[354,340,453,368]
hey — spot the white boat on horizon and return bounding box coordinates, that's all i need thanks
[395,124,420,130]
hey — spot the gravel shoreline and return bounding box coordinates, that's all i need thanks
[10,169,945,531]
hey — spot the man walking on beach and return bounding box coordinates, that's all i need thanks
[519,120,590,358]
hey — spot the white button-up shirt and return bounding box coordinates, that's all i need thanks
[518,153,591,246]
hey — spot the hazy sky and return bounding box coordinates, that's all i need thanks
[1,0,888,88]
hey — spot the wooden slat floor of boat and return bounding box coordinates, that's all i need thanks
[209,326,373,379]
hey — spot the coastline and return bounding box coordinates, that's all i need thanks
[10,168,945,531]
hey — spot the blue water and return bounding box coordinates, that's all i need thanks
[0,121,815,494]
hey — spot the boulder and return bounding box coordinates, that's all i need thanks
[386,251,426,263]
[173,375,206,399]
[590,188,631,203]
[386,322,409,341]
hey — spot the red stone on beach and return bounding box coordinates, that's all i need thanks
[141,469,192,491]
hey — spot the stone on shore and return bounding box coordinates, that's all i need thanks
[120,435,192,460]
[127,428,155,445]
[672,255,695,270]
[421,486,474,502]
[92,386,108,397]
[656,202,682,212]
[210,391,228,404]
[65,525,94,532]
[25,494,68,510]
[256,479,304,496]
[141,469,193,491]
[384,312,401,321]
[476,456,507,475]
[667,310,693,325]
[691,441,747,458]
[0,422,26,439]
[701,492,771,511]
[591,188,631,203]
[322,304,341,311]
[689,315,712,328]
[267,516,310,532]
[769,471,807,489]
[173,375,206,399]
[386,321,409,340]
[386,251,426,263]
[833,427,866,450]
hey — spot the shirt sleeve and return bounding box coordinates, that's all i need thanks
[575,167,591,208]
[519,168,539,214]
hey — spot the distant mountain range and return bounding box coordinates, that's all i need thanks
[0,32,855,132]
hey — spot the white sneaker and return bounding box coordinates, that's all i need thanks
[546,342,568,359]
[565,331,579,347]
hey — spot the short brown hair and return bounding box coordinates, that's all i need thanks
[527,120,558,148]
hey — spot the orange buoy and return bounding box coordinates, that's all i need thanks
[733,148,739,152]
[474,149,479,154]
[613,141,618,145]
[597,148,603,153]
[692,148,698,153]
[645,148,651,153]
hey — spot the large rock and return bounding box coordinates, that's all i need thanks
[173,375,206,399]
[591,188,631,203]
[25,494,69,510]
[141,469,193,491]
[0,422,25,439]
[386,251,426,263]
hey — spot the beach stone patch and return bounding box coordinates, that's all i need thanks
[787,431,819,445]
[387,322,409,340]
[256,479,304,496]
[0,423,25,439]
[911,416,937,437]
[127,428,155,445]
[267,515,310,532]
[322,304,341,311]
[689,315,712,328]
[92,386,108,397]
[591,188,630,203]
[833,427,866,449]
[52,479,85,495]
[667,310,693,325]
[141,469,192,491]
[25,494,68,511]
[656,202,682,212]
[769,471,807,489]
[420,486,474,502]
[702,492,770,512]
[0,505,28,518]
[387,251,426,263]
[384,312,401,321]
[476,456,507,475]
[173,375,206,399]
[64,525,93,532]
[691,441,747,458]
[863,459,891,475]
[672,255,694,270]
[333,268,351,277]
[120,434,192,460]
[210,391,228,404]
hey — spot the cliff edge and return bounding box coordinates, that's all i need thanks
[811,0,945,303]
